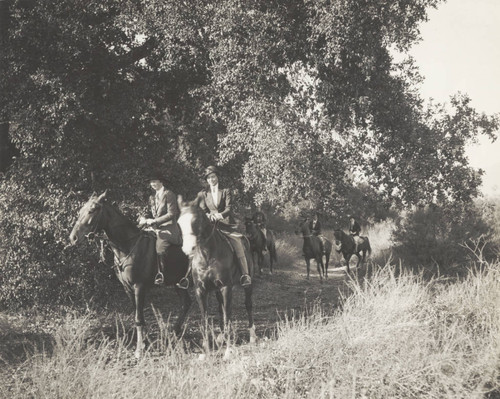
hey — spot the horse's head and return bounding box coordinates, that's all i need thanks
[294,219,310,236]
[253,212,264,224]
[177,195,209,257]
[333,229,343,251]
[69,191,108,245]
[244,216,256,232]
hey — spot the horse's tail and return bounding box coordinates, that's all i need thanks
[365,237,372,256]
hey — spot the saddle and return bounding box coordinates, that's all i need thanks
[145,224,183,246]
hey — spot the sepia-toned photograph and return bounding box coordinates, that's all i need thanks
[1,0,499,397]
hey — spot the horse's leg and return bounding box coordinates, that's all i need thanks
[214,289,226,330]
[305,257,310,280]
[195,285,210,355]
[219,286,233,336]
[316,257,324,282]
[253,251,262,277]
[134,284,147,359]
[355,251,362,269]
[345,254,351,274]
[268,247,273,274]
[244,285,257,344]
[325,252,330,279]
[258,251,264,275]
[173,286,192,336]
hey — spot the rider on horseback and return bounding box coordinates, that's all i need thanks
[253,210,267,252]
[309,212,325,253]
[348,215,362,253]
[138,172,182,285]
[199,166,252,287]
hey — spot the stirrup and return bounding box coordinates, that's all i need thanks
[240,274,252,287]
[176,277,189,290]
[154,272,164,285]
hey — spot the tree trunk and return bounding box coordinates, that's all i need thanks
[0,0,13,172]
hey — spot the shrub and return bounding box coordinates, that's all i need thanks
[392,202,496,273]
[0,176,120,310]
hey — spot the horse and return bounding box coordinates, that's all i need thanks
[69,191,192,358]
[333,229,371,273]
[177,197,257,353]
[295,220,332,281]
[244,217,277,275]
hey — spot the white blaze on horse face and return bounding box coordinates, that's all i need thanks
[178,212,197,256]
[70,202,94,244]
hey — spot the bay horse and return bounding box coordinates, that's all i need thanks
[333,229,371,273]
[244,217,277,275]
[69,191,191,358]
[177,197,257,353]
[295,220,332,281]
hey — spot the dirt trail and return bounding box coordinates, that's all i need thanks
[143,254,352,346]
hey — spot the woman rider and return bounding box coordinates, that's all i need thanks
[309,211,325,253]
[197,166,252,287]
[348,215,362,252]
[138,173,182,285]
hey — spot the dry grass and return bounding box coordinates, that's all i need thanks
[2,258,499,399]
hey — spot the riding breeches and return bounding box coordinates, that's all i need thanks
[223,232,247,259]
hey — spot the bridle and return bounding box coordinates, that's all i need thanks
[84,202,105,243]
[83,201,142,271]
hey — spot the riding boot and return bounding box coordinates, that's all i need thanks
[155,255,165,285]
[238,256,252,287]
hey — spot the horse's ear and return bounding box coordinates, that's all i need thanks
[97,190,108,202]
[192,194,202,207]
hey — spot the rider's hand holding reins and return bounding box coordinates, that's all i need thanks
[209,213,223,222]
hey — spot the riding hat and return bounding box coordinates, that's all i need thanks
[204,165,219,179]
[147,171,168,185]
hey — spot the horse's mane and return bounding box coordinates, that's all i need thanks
[101,200,139,231]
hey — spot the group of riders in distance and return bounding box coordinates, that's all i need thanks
[137,165,370,288]
[68,164,371,357]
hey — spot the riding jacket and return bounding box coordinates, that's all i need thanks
[198,186,236,225]
[309,219,322,236]
[147,188,182,248]
[349,220,361,236]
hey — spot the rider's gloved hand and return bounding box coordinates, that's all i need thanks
[214,213,223,221]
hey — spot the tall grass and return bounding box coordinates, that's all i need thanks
[2,260,499,398]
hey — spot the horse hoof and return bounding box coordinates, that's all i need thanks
[198,353,207,361]
[134,349,142,359]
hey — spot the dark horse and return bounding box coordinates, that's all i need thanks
[69,191,191,358]
[333,229,371,273]
[295,220,332,281]
[177,197,257,353]
[244,217,277,275]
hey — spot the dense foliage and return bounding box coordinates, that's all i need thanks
[392,202,497,272]
[0,0,498,307]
